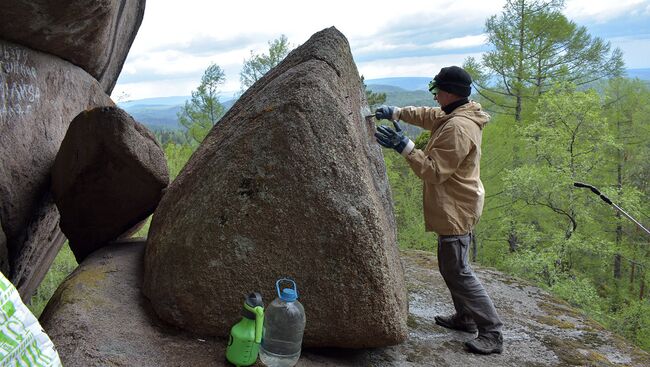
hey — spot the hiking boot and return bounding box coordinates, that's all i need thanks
[434,314,478,333]
[465,332,503,355]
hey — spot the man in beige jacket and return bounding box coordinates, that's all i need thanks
[374,66,503,354]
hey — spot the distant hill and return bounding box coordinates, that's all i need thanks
[120,104,183,130]
[626,68,650,80]
[119,96,190,109]
[119,97,236,130]
[121,71,650,131]
[366,77,431,91]
[367,84,436,108]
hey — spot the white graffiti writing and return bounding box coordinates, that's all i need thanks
[0,61,37,79]
[1,45,28,63]
[0,43,40,120]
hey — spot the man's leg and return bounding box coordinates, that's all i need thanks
[436,236,477,332]
[437,233,503,354]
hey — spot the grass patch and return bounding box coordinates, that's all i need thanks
[28,242,78,318]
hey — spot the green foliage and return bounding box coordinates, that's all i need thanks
[164,142,195,180]
[611,300,650,350]
[467,79,650,350]
[178,63,226,144]
[134,216,152,238]
[131,141,197,239]
[361,76,387,109]
[29,243,78,317]
[240,35,291,91]
[551,276,602,309]
[414,131,431,150]
[153,128,190,146]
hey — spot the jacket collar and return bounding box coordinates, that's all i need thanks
[441,97,469,114]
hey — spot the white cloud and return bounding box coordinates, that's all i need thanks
[428,34,489,50]
[112,0,650,100]
[115,0,505,99]
[112,79,198,102]
[564,0,650,22]
[358,53,483,79]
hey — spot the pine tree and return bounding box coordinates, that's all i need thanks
[464,0,623,122]
[178,63,226,144]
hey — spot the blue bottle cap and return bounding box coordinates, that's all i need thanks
[280,288,297,302]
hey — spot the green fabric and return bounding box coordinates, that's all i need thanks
[0,273,61,366]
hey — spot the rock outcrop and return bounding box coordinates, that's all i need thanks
[40,244,650,366]
[143,27,408,348]
[52,107,169,262]
[0,0,146,93]
[0,39,114,298]
[40,240,221,367]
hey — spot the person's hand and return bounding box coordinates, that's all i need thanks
[374,105,397,120]
[375,121,414,156]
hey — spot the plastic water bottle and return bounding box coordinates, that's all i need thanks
[259,279,306,367]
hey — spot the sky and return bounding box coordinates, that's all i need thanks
[111,0,650,101]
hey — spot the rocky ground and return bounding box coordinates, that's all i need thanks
[40,240,650,366]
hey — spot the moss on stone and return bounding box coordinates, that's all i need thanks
[55,264,113,311]
[535,315,575,329]
[402,250,437,269]
[538,300,583,320]
[407,314,418,329]
[542,336,615,366]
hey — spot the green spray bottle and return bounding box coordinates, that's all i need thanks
[226,292,264,367]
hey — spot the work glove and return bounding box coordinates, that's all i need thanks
[375,121,415,156]
[374,105,399,121]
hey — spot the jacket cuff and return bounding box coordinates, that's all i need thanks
[392,107,401,121]
[400,140,415,157]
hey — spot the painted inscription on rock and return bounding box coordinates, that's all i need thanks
[0,44,41,119]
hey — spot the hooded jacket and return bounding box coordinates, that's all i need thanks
[397,101,490,235]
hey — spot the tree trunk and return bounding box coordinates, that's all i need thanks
[614,254,622,279]
[614,156,623,279]
[640,273,646,300]
[630,262,636,293]
[508,230,518,252]
[515,0,525,123]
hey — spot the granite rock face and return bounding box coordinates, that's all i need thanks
[52,107,168,262]
[40,245,650,366]
[143,27,408,348]
[10,193,67,299]
[0,0,146,93]
[0,39,113,298]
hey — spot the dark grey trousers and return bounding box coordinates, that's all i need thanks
[437,233,503,334]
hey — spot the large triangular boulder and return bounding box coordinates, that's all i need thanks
[0,0,146,93]
[0,39,113,298]
[52,107,169,262]
[143,27,408,348]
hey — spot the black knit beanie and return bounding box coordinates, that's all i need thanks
[433,66,472,97]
